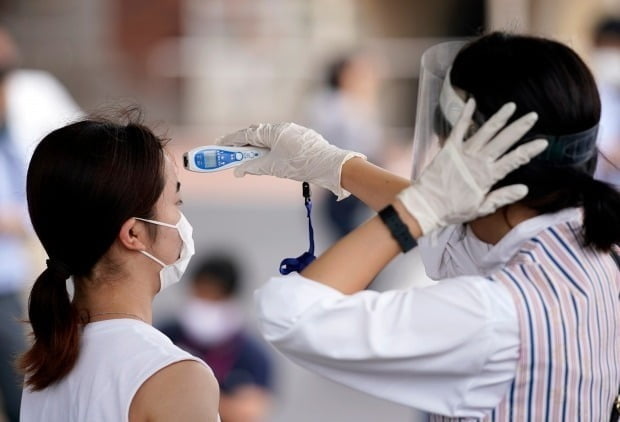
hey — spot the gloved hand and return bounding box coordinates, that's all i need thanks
[216,123,365,200]
[398,99,548,235]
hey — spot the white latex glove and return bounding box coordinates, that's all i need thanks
[216,123,365,200]
[398,99,548,235]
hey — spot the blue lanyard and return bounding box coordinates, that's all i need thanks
[279,182,317,274]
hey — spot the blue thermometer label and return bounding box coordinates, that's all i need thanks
[184,146,267,173]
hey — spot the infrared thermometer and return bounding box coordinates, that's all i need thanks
[183,146,268,173]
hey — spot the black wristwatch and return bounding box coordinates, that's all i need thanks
[378,205,417,253]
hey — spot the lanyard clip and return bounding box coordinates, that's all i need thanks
[302,182,311,204]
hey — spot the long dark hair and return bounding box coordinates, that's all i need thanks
[451,32,620,251]
[19,113,168,390]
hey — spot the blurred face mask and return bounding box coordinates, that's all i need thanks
[179,297,245,346]
[136,213,195,291]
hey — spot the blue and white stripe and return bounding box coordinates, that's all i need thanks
[431,219,620,421]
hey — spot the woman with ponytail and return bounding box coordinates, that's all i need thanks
[216,32,620,420]
[19,115,219,421]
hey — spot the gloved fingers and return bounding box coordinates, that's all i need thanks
[478,184,529,216]
[493,138,548,176]
[481,112,539,160]
[233,166,248,177]
[446,98,476,147]
[216,125,272,148]
[215,129,252,147]
[232,157,269,178]
[465,102,516,153]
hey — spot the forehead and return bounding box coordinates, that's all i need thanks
[162,153,180,192]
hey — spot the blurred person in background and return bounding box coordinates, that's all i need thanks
[591,17,620,186]
[160,254,273,422]
[19,115,219,421]
[219,32,620,420]
[307,52,383,239]
[0,27,80,422]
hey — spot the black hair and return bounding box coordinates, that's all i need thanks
[594,17,620,44]
[451,31,620,251]
[20,111,168,390]
[191,255,240,297]
[327,57,351,91]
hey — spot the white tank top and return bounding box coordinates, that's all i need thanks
[21,319,214,421]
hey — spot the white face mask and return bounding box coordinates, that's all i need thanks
[136,212,195,291]
[441,225,494,277]
[422,224,493,279]
[179,297,245,346]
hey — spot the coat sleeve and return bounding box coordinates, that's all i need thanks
[254,273,520,418]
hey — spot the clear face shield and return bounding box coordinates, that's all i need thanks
[411,41,467,181]
[411,40,602,181]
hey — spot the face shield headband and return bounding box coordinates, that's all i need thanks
[437,67,600,167]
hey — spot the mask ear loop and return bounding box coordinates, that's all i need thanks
[279,182,317,275]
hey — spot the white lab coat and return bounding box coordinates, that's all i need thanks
[254,208,581,417]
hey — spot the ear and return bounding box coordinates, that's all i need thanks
[118,218,148,251]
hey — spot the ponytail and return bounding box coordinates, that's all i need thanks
[580,177,620,251]
[497,160,620,251]
[19,264,81,391]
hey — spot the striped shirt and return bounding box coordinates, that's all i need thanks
[432,217,620,421]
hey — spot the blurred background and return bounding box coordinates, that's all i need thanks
[1,0,619,421]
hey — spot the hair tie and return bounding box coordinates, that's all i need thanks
[46,259,72,280]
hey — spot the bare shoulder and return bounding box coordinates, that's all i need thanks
[129,359,219,422]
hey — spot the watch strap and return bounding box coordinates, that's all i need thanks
[378,205,417,253]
